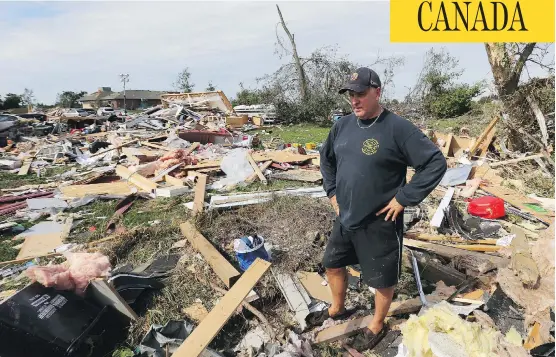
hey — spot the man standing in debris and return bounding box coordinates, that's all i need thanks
[311,67,447,350]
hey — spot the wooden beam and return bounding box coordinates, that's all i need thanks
[246,153,267,185]
[404,238,505,266]
[184,142,200,156]
[469,117,499,157]
[59,181,135,198]
[246,160,272,184]
[140,141,171,151]
[406,232,498,245]
[193,173,207,214]
[115,165,158,192]
[173,258,271,357]
[490,154,545,168]
[447,244,502,253]
[180,221,241,288]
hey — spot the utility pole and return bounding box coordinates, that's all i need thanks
[119,74,129,113]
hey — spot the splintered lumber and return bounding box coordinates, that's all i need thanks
[246,161,272,184]
[430,187,455,228]
[469,117,499,157]
[184,142,200,156]
[526,96,549,147]
[479,184,554,224]
[59,182,135,198]
[193,173,207,214]
[489,154,545,168]
[115,165,158,192]
[180,221,240,288]
[403,239,505,266]
[441,133,453,157]
[140,141,171,151]
[246,153,267,185]
[173,258,271,357]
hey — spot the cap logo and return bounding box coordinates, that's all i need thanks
[350,72,358,81]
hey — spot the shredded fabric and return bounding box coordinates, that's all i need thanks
[26,252,111,296]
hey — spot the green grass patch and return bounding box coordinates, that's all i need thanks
[0,165,70,189]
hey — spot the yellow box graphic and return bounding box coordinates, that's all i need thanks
[390,0,554,42]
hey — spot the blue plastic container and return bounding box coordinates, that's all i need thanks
[234,235,270,271]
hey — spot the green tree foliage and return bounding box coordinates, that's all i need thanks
[206,81,216,92]
[56,91,87,108]
[174,68,194,93]
[2,93,22,109]
[411,48,483,118]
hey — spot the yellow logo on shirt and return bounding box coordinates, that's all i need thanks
[362,138,379,155]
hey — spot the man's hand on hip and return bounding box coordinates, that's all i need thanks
[330,195,340,216]
[376,197,404,221]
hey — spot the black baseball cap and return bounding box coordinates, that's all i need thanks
[338,67,382,94]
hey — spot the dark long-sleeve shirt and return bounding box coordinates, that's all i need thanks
[319,109,447,231]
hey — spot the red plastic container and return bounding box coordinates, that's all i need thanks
[467,196,506,219]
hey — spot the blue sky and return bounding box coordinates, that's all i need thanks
[0,1,553,104]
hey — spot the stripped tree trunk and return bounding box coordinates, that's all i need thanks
[276,5,308,102]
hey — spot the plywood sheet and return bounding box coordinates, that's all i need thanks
[296,271,332,304]
[16,232,63,259]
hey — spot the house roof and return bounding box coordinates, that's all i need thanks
[103,90,168,100]
[79,91,114,102]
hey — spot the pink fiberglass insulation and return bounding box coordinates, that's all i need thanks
[25,252,111,296]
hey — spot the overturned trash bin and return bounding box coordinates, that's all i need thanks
[0,282,130,357]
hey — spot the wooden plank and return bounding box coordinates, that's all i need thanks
[480,184,554,224]
[470,117,499,157]
[193,173,207,214]
[180,221,241,288]
[404,238,505,265]
[140,141,171,151]
[18,159,33,176]
[173,258,271,357]
[476,128,497,158]
[165,175,185,187]
[184,142,200,156]
[447,244,502,252]
[490,154,545,168]
[272,169,323,183]
[296,271,333,304]
[90,279,138,320]
[462,290,485,300]
[16,232,64,259]
[430,187,455,228]
[524,322,542,350]
[406,232,497,245]
[59,182,134,198]
[246,161,272,184]
[115,165,158,192]
[246,152,267,185]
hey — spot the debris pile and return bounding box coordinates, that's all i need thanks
[0,104,553,357]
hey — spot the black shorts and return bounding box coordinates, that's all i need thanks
[322,216,404,289]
